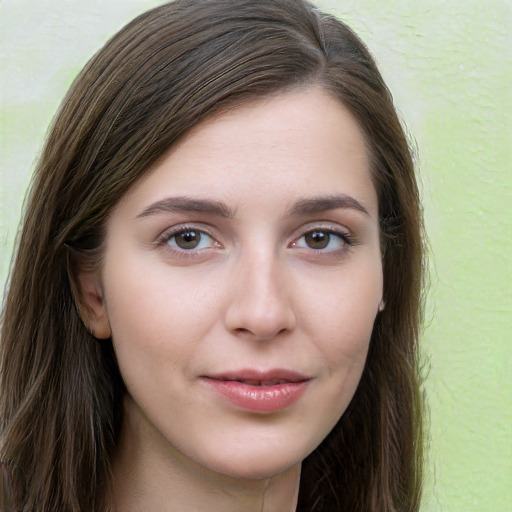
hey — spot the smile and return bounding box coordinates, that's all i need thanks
[202,369,310,412]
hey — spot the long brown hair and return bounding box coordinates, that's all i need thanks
[0,1,425,510]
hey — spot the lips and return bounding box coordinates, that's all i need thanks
[202,369,310,412]
[225,378,292,386]
[207,369,309,383]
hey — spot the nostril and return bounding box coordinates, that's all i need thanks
[232,324,290,342]
[234,327,252,335]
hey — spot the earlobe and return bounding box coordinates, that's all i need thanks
[74,270,112,340]
[378,299,386,312]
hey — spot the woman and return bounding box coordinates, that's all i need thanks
[0,0,425,510]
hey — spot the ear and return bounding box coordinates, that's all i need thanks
[74,269,112,340]
[378,299,386,312]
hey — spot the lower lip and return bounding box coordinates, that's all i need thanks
[203,379,309,412]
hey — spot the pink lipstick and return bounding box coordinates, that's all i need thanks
[202,369,310,412]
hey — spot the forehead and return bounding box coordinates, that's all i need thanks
[116,88,377,219]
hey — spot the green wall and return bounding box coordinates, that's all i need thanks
[1,1,511,510]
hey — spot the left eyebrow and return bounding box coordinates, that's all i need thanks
[136,196,235,219]
[288,194,370,217]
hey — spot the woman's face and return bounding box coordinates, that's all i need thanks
[95,89,383,480]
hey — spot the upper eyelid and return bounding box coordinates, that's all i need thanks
[154,221,354,245]
[290,221,352,238]
[155,223,219,245]
[289,223,358,250]
[292,228,354,245]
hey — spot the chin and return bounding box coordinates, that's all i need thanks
[197,436,315,481]
[209,458,300,481]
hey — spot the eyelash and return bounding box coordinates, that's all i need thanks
[155,224,356,258]
[155,224,220,257]
[291,228,356,253]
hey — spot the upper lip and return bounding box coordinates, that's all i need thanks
[203,369,310,386]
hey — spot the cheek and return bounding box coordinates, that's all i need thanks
[105,250,216,328]
[306,262,382,384]
[102,259,219,381]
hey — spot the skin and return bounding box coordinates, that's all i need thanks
[80,88,383,511]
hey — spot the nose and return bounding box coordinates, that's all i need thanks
[223,249,296,341]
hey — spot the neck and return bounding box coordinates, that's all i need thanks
[108,396,301,512]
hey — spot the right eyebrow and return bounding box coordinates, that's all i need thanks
[136,196,235,219]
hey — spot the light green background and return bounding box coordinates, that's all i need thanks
[1,1,511,510]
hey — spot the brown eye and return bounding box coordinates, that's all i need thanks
[291,229,351,252]
[165,229,216,251]
[304,231,330,249]
[175,230,201,249]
